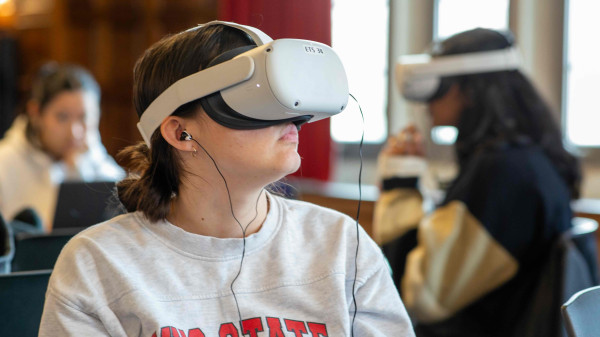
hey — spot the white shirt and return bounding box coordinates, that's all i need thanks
[0,116,125,230]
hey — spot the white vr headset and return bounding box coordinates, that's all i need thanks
[137,20,349,146]
[396,46,523,102]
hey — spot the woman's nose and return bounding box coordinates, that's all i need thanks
[71,122,85,140]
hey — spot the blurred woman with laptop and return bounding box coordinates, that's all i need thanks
[0,62,124,231]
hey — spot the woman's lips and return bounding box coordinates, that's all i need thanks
[280,123,299,142]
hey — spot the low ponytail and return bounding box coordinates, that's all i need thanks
[116,133,182,222]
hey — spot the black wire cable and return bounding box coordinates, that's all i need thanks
[188,93,365,332]
[190,138,263,324]
[348,93,364,337]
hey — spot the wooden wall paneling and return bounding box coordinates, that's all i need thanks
[12,0,219,159]
[157,0,217,34]
[49,0,69,62]
[91,0,140,157]
[14,27,51,100]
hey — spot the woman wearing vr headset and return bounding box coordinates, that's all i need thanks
[0,62,124,231]
[39,22,414,336]
[374,28,581,336]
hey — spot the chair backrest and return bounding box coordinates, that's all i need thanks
[568,217,600,285]
[11,232,74,272]
[562,285,600,337]
[561,218,600,305]
[0,213,14,274]
[515,217,599,337]
[556,218,600,337]
[9,207,44,236]
[0,269,52,336]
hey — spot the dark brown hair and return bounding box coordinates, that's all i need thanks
[117,24,254,222]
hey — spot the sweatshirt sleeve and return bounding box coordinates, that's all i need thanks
[39,291,116,336]
[346,221,416,336]
[401,201,518,323]
[38,235,129,336]
[373,154,427,245]
[374,188,424,245]
[352,260,416,336]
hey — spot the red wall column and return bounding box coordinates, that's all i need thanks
[218,0,336,181]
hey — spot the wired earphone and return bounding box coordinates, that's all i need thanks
[179,129,264,323]
[136,20,366,336]
[152,19,363,336]
[179,130,193,141]
[179,95,365,337]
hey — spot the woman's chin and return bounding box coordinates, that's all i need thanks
[287,160,301,176]
[273,155,301,181]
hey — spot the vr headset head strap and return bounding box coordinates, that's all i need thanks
[199,21,273,46]
[396,46,523,102]
[138,21,272,146]
[137,56,255,146]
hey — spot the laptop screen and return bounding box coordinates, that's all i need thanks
[52,181,123,231]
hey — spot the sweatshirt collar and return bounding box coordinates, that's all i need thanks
[137,192,282,260]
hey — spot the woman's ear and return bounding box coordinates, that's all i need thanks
[160,116,195,152]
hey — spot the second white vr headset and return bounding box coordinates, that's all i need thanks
[396,46,523,102]
[137,21,349,146]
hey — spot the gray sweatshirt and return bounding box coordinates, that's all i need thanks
[39,193,415,336]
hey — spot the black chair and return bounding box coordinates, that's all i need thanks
[11,232,74,272]
[9,207,44,236]
[561,285,600,337]
[516,217,599,337]
[0,269,52,336]
[0,213,14,274]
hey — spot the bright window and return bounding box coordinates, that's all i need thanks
[330,0,388,143]
[564,0,600,146]
[432,0,509,145]
[435,0,510,40]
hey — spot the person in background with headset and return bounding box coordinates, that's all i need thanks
[39,22,415,336]
[0,62,124,232]
[374,28,581,336]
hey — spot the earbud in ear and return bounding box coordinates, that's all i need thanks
[180,131,193,141]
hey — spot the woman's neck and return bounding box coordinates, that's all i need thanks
[167,183,269,238]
